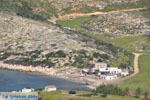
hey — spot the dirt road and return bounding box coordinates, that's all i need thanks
[106,52,142,84]
[49,7,149,22]
[132,53,141,76]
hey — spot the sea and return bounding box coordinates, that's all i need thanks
[0,69,91,92]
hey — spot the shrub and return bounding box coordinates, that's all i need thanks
[94,84,124,96]
[101,93,107,98]
[69,91,76,94]
[135,88,142,98]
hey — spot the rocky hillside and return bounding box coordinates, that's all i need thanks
[0,11,133,68]
[0,0,149,21]
[0,12,114,67]
[82,9,150,35]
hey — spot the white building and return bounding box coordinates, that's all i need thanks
[45,85,57,92]
[22,88,34,93]
[99,67,122,74]
[121,72,129,76]
[94,62,107,68]
[98,67,126,80]
[100,74,118,80]
[107,67,122,74]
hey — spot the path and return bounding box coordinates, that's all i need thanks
[49,7,149,22]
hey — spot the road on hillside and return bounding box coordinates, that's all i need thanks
[49,7,149,22]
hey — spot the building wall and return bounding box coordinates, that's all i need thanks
[22,89,32,93]
[100,75,118,80]
[95,63,107,68]
[45,88,56,92]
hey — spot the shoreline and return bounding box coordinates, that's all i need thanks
[0,61,94,89]
[0,52,140,90]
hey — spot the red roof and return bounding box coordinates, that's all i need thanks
[87,62,95,65]
[45,85,56,88]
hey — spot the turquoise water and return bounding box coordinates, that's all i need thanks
[0,69,91,92]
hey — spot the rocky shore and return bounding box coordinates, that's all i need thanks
[0,61,56,75]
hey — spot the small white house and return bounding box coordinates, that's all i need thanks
[94,62,107,68]
[45,85,57,92]
[100,74,118,80]
[22,88,34,93]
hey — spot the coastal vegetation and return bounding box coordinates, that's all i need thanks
[94,84,150,99]
[39,90,142,100]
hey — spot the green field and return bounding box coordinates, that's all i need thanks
[119,54,150,91]
[56,16,92,30]
[39,90,141,100]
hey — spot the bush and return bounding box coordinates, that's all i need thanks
[69,91,76,94]
[101,93,107,98]
[46,50,66,58]
[94,84,124,96]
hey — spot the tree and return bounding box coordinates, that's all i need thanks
[124,87,130,96]
[69,91,76,94]
[101,93,107,98]
[135,88,142,98]
[94,84,124,96]
[144,91,149,100]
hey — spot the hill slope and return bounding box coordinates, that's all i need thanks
[0,12,133,68]
[0,0,149,21]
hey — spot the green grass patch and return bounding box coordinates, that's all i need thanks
[87,33,149,52]
[56,16,92,30]
[119,54,150,91]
